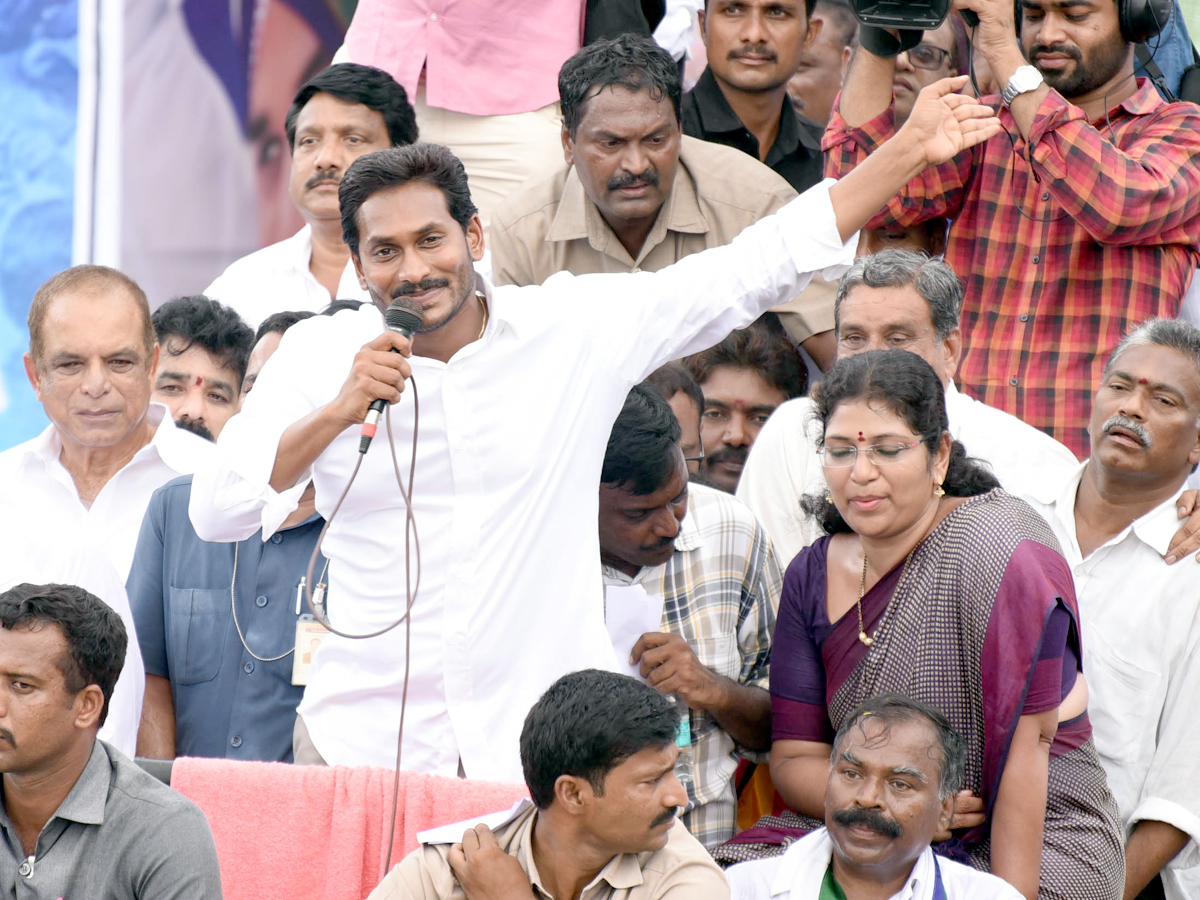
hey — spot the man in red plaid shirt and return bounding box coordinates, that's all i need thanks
[824,0,1200,455]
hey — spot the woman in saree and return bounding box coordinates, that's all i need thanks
[726,350,1123,900]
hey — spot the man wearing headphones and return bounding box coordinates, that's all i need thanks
[826,0,1200,459]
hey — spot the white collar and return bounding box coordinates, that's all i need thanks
[771,828,938,900]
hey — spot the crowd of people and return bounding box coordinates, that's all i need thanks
[1,0,1199,898]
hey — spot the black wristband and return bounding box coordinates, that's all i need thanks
[858,25,924,58]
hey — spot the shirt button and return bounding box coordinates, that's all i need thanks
[231,735,243,748]
[243,661,255,674]
[1019,314,1029,322]
[1032,255,1040,264]
[429,11,438,20]
[18,860,32,877]
[1042,192,1050,200]
[271,534,283,544]
[255,595,268,608]
[1009,377,1020,386]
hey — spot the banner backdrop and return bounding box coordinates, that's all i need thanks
[0,0,353,450]
[0,0,79,447]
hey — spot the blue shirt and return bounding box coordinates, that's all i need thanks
[127,475,326,762]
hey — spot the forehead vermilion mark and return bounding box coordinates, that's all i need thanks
[1138,378,1149,385]
[194,377,203,388]
[857,432,866,442]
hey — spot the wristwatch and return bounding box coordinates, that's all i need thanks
[1001,65,1044,106]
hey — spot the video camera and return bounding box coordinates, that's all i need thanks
[848,0,951,30]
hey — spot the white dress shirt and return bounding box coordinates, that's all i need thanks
[0,403,213,582]
[0,507,145,758]
[736,381,1079,565]
[727,828,1023,900]
[189,182,855,781]
[204,225,369,328]
[1025,463,1200,899]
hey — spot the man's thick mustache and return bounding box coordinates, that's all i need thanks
[706,447,748,468]
[729,44,777,62]
[175,418,215,443]
[608,170,659,191]
[832,806,903,838]
[651,807,678,828]
[391,279,450,298]
[306,172,341,190]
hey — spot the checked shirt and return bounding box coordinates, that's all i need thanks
[824,79,1200,456]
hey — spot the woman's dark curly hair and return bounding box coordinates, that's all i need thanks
[802,350,999,535]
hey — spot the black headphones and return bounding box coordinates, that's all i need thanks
[1014,0,1172,44]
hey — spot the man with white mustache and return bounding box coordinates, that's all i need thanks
[1024,319,1200,900]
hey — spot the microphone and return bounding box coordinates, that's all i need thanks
[359,298,423,454]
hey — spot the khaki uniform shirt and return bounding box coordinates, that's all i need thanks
[369,804,729,900]
[490,135,833,340]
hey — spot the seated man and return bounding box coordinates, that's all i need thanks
[646,363,706,477]
[369,669,729,899]
[205,63,418,327]
[600,384,780,848]
[129,310,323,763]
[736,250,1078,563]
[0,265,211,581]
[150,294,255,441]
[727,694,1021,900]
[0,582,221,897]
[490,34,831,363]
[684,315,806,494]
[1024,319,1200,900]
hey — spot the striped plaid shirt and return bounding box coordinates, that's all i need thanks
[824,79,1200,455]
[602,483,782,849]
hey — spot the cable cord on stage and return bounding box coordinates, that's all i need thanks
[301,375,421,874]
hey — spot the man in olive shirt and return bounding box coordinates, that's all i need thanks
[0,583,221,899]
[369,670,728,900]
[490,34,833,363]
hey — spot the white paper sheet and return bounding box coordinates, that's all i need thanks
[416,798,534,845]
[605,584,666,681]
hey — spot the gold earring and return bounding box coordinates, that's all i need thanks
[825,489,833,502]
[934,483,946,498]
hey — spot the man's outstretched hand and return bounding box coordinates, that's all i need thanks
[900,75,1002,166]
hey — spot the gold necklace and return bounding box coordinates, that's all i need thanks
[476,293,489,340]
[856,547,916,646]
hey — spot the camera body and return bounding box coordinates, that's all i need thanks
[848,0,950,30]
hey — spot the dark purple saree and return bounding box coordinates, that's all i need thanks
[718,491,1123,900]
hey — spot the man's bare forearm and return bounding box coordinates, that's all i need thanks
[839,44,898,127]
[1124,820,1190,900]
[137,674,177,759]
[707,681,772,751]
[269,404,352,493]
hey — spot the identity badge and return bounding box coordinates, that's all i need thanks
[292,615,331,686]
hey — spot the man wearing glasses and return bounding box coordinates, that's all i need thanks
[599,383,782,850]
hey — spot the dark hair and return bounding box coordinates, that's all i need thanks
[815,0,858,47]
[603,383,684,495]
[835,250,962,341]
[520,669,681,809]
[801,350,999,534]
[29,265,154,369]
[340,143,478,257]
[151,295,255,387]
[705,0,818,20]
[285,63,418,151]
[254,310,317,346]
[321,299,367,316]
[833,693,967,800]
[0,583,127,727]
[559,34,682,138]
[684,314,806,399]
[645,363,704,416]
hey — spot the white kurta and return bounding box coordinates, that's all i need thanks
[189,182,856,781]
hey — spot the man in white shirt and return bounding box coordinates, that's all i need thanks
[204,63,418,328]
[727,694,1022,900]
[0,265,212,582]
[0,506,145,758]
[736,250,1078,564]
[1024,319,1200,900]
[190,85,1002,780]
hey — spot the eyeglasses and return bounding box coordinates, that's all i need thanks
[818,440,924,468]
[683,434,706,464]
[903,43,951,71]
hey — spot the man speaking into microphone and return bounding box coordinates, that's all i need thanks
[189,79,1000,779]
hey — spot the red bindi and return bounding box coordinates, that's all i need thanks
[194,377,203,387]
[1137,378,1149,385]
[857,432,866,442]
